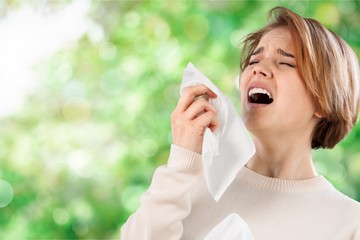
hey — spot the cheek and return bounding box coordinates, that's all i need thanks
[281,82,316,113]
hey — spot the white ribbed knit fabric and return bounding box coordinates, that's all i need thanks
[121,145,360,240]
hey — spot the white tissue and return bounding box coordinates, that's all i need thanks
[180,63,255,201]
[204,213,254,240]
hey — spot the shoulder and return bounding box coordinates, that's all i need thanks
[321,184,360,237]
[337,191,360,211]
[326,184,360,220]
[338,194,360,238]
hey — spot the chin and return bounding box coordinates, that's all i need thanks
[243,117,273,137]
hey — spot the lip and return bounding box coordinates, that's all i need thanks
[246,102,271,109]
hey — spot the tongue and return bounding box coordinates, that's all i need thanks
[250,93,273,104]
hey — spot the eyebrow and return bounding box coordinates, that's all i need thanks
[251,47,264,56]
[277,48,295,58]
[251,47,295,58]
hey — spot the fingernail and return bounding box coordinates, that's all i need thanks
[194,94,209,102]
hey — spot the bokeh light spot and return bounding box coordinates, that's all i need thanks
[54,62,73,83]
[98,41,117,61]
[62,97,91,122]
[121,185,147,213]
[123,93,145,117]
[134,35,153,53]
[62,81,86,99]
[141,139,159,158]
[71,199,94,221]
[72,220,89,237]
[122,56,145,78]
[230,29,247,48]
[53,208,70,225]
[314,161,327,176]
[86,21,104,43]
[0,179,14,208]
[315,3,340,27]
[328,162,346,183]
[123,11,141,29]
[67,150,94,178]
[348,153,360,178]
[338,0,356,14]
[154,20,170,40]
[183,15,209,41]
[163,84,179,104]
[100,68,123,94]
[156,38,181,72]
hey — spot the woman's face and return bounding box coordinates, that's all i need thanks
[239,27,321,138]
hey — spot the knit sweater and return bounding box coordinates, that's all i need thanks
[121,145,360,240]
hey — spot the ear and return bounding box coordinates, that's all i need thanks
[314,111,324,119]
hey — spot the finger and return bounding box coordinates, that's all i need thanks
[193,111,219,133]
[177,85,217,112]
[184,97,217,120]
[194,93,209,102]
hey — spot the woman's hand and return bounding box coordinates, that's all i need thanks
[171,84,218,154]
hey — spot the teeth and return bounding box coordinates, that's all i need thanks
[249,87,272,99]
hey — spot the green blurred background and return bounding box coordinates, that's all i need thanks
[0,0,359,239]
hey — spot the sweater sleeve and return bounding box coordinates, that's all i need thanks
[120,144,203,240]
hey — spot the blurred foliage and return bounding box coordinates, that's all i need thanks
[0,0,360,239]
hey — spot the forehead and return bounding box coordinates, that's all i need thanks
[257,27,294,51]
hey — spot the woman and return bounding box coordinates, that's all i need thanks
[121,6,360,240]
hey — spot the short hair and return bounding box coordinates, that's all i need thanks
[240,6,360,149]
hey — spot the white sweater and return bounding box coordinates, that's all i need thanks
[121,145,360,240]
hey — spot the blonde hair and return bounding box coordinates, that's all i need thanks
[240,6,360,149]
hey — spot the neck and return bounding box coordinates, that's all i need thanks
[246,135,318,179]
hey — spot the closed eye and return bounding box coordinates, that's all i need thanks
[280,62,296,68]
[248,61,259,65]
[248,60,296,68]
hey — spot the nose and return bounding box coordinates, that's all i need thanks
[252,63,273,78]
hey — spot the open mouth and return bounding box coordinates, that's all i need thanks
[248,87,273,104]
